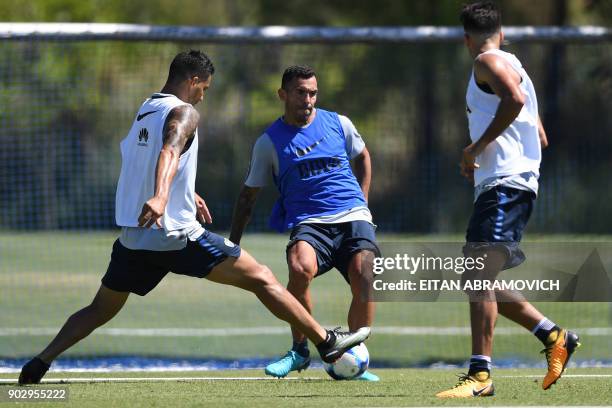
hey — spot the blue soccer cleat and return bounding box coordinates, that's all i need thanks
[265,350,311,378]
[356,370,380,381]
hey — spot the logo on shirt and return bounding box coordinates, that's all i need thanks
[296,137,324,157]
[298,157,342,179]
[137,128,149,146]
[137,110,158,121]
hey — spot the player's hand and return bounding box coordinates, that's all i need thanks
[195,193,212,224]
[138,196,167,228]
[460,144,479,183]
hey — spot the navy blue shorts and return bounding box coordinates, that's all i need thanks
[102,230,241,296]
[464,186,535,270]
[287,220,380,283]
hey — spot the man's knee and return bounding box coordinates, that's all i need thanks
[287,241,317,284]
[288,256,316,285]
[348,251,375,288]
[287,242,317,285]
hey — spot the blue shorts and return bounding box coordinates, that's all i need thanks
[102,230,241,296]
[464,186,535,270]
[287,220,380,283]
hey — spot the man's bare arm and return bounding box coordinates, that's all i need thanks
[229,185,262,244]
[537,114,549,149]
[472,54,525,154]
[138,105,200,228]
[352,147,372,202]
[461,54,525,180]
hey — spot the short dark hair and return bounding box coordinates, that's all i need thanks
[167,50,215,83]
[460,1,501,35]
[281,65,316,90]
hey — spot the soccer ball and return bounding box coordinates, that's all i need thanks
[323,343,369,380]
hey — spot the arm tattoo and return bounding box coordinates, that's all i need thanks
[162,105,200,154]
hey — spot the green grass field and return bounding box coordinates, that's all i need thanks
[1,368,611,407]
[1,232,611,365]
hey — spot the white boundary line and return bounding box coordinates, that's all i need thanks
[498,374,612,378]
[2,374,611,384]
[1,326,610,336]
[0,376,321,384]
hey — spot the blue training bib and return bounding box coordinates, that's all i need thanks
[266,109,366,232]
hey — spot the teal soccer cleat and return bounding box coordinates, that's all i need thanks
[356,370,380,381]
[265,350,311,378]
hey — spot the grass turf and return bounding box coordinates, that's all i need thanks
[1,232,611,364]
[1,368,611,407]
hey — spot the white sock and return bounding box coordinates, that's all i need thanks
[531,317,555,334]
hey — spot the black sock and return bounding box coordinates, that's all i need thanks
[34,357,50,369]
[316,330,336,351]
[535,325,561,345]
[468,355,491,378]
[292,340,310,358]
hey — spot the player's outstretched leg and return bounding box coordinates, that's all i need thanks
[347,250,379,382]
[205,249,370,374]
[18,285,129,385]
[264,241,317,378]
[541,328,581,390]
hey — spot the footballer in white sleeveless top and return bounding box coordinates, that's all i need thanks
[466,48,542,192]
[115,93,203,246]
[436,2,578,399]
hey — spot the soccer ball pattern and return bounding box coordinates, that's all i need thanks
[323,342,369,380]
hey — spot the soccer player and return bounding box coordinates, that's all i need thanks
[435,2,579,398]
[18,51,370,385]
[229,66,379,381]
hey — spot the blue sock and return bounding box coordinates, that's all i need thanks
[468,355,491,377]
[292,340,309,358]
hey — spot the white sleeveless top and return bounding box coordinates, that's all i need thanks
[115,93,202,241]
[466,49,541,187]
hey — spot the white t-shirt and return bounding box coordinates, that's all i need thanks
[245,112,372,225]
[115,93,203,250]
[466,49,541,190]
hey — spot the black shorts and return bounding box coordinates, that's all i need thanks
[287,220,380,283]
[464,186,535,270]
[102,230,241,296]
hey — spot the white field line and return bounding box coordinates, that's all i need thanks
[0,326,610,336]
[498,374,612,378]
[0,376,321,384]
[0,374,612,384]
[1,375,610,385]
